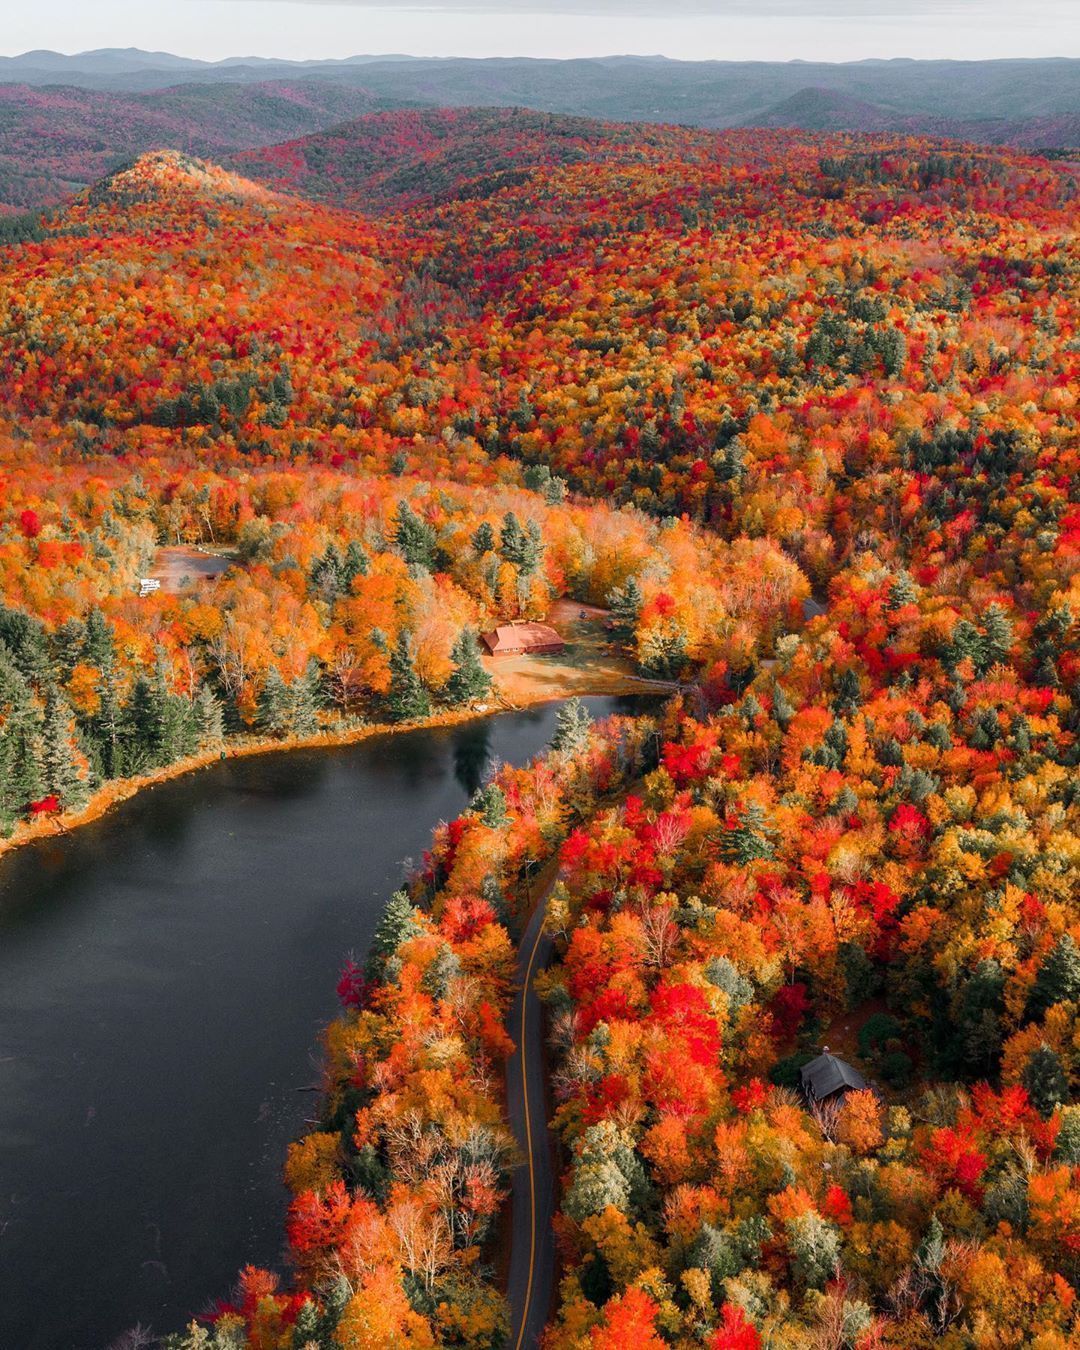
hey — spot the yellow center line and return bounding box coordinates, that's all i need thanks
[514,905,546,1350]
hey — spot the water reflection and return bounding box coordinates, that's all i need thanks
[0,698,640,1350]
[452,718,494,796]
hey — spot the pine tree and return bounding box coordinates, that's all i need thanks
[982,603,1014,668]
[1027,933,1080,1021]
[445,629,491,706]
[82,608,115,668]
[342,541,369,586]
[471,521,496,555]
[289,660,322,737]
[290,1299,321,1350]
[258,668,291,738]
[886,570,918,611]
[40,687,90,810]
[551,697,593,754]
[500,511,528,565]
[720,801,775,864]
[387,632,430,722]
[392,500,437,572]
[195,684,225,750]
[90,665,124,779]
[472,782,510,829]
[309,543,343,601]
[151,657,197,766]
[607,576,643,635]
[0,644,43,829]
[365,889,421,981]
[1022,1043,1069,1118]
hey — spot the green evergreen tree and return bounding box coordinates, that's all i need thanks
[1027,933,1080,1021]
[392,500,438,572]
[289,660,322,738]
[342,541,369,586]
[151,657,197,766]
[472,782,510,829]
[551,697,593,755]
[257,668,291,738]
[90,665,124,779]
[445,629,491,706]
[607,576,643,635]
[982,603,1014,668]
[886,570,918,611]
[500,511,527,565]
[387,632,431,722]
[1022,1043,1069,1118]
[638,625,687,680]
[290,1299,321,1350]
[195,684,225,750]
[719,801,775,864]
[471,521,496,555]
[832,667,862,715]
[365,889,422,981]
[82,607,115,668]
[120,675,158,774]
[41,687,90,810]
[0,644,43,829]
[772,681,795,729]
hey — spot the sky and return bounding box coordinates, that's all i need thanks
[2,1,1076,64]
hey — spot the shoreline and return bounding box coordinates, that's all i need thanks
[0,676,655,862]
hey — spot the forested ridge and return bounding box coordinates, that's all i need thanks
[0,108,1077,1347]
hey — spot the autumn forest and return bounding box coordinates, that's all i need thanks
[0,74,1078,1350]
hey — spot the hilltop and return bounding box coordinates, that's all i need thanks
[0,80,412,213]
[2,54,1078,212]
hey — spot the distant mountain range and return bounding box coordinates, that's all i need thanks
[0,50,1076,213]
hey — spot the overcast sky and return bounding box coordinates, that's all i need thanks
[3,1,1076,63]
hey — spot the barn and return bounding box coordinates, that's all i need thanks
[481,622,565,656]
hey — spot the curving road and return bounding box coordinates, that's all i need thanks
[506,883,558,1349]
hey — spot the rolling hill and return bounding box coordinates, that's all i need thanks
[0,80,416,212]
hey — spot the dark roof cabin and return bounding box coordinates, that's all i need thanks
[481,622,565,656]
[800,1049,867,1104]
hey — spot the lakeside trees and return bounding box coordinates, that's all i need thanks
[0,109,1076,1345]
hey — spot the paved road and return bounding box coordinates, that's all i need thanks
[506,885,557,1350]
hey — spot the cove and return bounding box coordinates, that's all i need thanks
[0,697,639,1350]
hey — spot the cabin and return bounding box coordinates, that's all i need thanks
[138,578,161,598]
[481,622,565,656]
[800,1048,867,1106]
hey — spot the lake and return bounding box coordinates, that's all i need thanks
[0,698,639,1350]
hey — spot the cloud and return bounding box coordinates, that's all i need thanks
[221,1,985,12]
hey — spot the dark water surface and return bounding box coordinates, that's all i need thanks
[0,698,636,1350]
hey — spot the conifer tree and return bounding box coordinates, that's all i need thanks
[342,540,369,586]
[1027,933,1080,1021]
[195,684,225,750]
[472,782,510,829]
[388,632,430,722]
[445,628,491,706]
[90,665,124,779]
[365,889,421,981]
[1022,1043,1069,1118]
[258,668,291,738]
[471,521,496,555]
[551,697,593,754]
[392,500,438,572]
[151,657,197,766]
[82,608,115,668]
[607,576,643,635]
[41,687,90,810]
[0,644,43,829]
[289,660,322,737]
